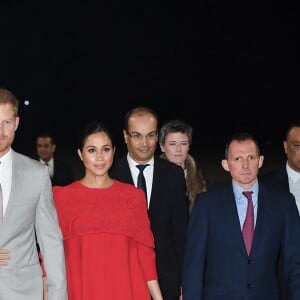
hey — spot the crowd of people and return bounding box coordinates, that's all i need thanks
[1,86,300,300]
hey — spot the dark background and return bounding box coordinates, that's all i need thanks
[0,3,297,183]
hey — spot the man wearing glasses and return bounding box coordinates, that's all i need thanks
[110,106,188,300]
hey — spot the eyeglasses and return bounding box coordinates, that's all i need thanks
[126,131,157,142]
[291,143,300,152]
[230,155,259,163]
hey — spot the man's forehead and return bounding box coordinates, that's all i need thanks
[130,113,156,122]
[37,138,52,144]
[129,116,157,128]
[288,127,300,138]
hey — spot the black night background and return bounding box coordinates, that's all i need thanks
[0,2,297,183]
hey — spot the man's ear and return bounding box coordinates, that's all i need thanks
[221,159,230,172]
[258,155,264,169]
[123,129,128,144]
[15,116,20,131]
[283,140,288,154]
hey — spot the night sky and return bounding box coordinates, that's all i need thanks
[0,3,297,158]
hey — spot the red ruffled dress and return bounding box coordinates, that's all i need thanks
[53,180,157,300]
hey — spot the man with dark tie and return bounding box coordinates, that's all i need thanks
[110,106,188,300]
[35,133,74,298]
[36,133,73,186]
[182,132,300,300]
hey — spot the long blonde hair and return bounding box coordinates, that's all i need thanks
[160,153,207,212]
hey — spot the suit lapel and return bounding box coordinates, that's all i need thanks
[113,156,134,184]
[250,184,273,256]
[278,166,290,190]
[6,152,24,212]
[148,157,163,212]
[221,188,248,255]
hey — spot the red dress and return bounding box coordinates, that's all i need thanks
[53,180,157,300]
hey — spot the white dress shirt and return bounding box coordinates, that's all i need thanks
[127,154,154,208]
[0,149,13,216]
[40,157,54,178]
[286,163,300,214]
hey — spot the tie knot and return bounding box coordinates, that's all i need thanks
[136,164,149,172]
[242,191,253,200]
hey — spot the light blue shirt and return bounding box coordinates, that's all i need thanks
[232,180,259,229]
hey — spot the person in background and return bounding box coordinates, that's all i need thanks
[36,133,73,299]
[159,119,211,212]
[0,87,67,300]
[260,119,300,213]
[53,120,163,300]
[182,131,300,300]
[110,106,188,300]
[36,133,73,186]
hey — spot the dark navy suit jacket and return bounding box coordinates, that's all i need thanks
[110,155,188,298]
[182,182,300,300]
[260,165,290,191]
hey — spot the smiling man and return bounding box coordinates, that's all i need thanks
[110,106,188,300]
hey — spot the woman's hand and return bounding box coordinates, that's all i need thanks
[0,248,10,267]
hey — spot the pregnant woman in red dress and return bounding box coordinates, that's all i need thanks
[53,121,163,300]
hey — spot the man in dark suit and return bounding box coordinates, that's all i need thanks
[36,133,73,298]
[36,134,73,186]
[110,106,188,300]
[260,119,300,213]
[182,132,300,300]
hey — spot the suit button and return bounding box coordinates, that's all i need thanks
[247,283,252,289]
[247,259,251,264]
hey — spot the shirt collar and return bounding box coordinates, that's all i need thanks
[40,157,54,166]
[0,148,12,184]
[0,148,12,165]
[232,180,259,202]
[127,153,154,168]
[286,162,300,182]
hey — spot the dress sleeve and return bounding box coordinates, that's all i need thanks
[137,242,158,280]
[128,187,155,248]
